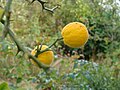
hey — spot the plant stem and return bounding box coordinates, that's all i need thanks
[0,0,49,71]
[36,37,63,55]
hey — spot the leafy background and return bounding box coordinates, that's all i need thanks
[0,0,120,90]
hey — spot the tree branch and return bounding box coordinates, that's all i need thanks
[2,0,12,39]
[0,0,49,71]
[0,0,61,71]
[31,0,59,13]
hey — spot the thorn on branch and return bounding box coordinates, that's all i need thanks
[39,43,43,51]
[15,46,22,56]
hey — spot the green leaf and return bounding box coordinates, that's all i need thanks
[0,82,10,90]
[16,77,22,84]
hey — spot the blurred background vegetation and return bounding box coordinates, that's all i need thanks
[0,0,120,89]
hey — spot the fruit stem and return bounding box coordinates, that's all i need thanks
[36,37,63,56]
[49,37,63,48]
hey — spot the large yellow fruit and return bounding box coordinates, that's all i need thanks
[61,22,89,48]
[31,45,54,66]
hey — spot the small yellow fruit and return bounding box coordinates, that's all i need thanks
[31,45,54,66]
[61,22,89,48]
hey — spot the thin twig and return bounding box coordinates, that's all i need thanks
[31,0,59,13]
[35,37,63,56]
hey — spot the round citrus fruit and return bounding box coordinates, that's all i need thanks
[31,45,54,66]
[61,22,89,48]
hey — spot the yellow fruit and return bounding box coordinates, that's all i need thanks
[61,22,89,48]
[31,45,54,66]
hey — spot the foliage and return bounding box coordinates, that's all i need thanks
[0,82,10,90]
[55,0,120,61]
[23,60,120,90]
[0,0,120,89]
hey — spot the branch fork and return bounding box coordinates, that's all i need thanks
[0,0,62,71]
